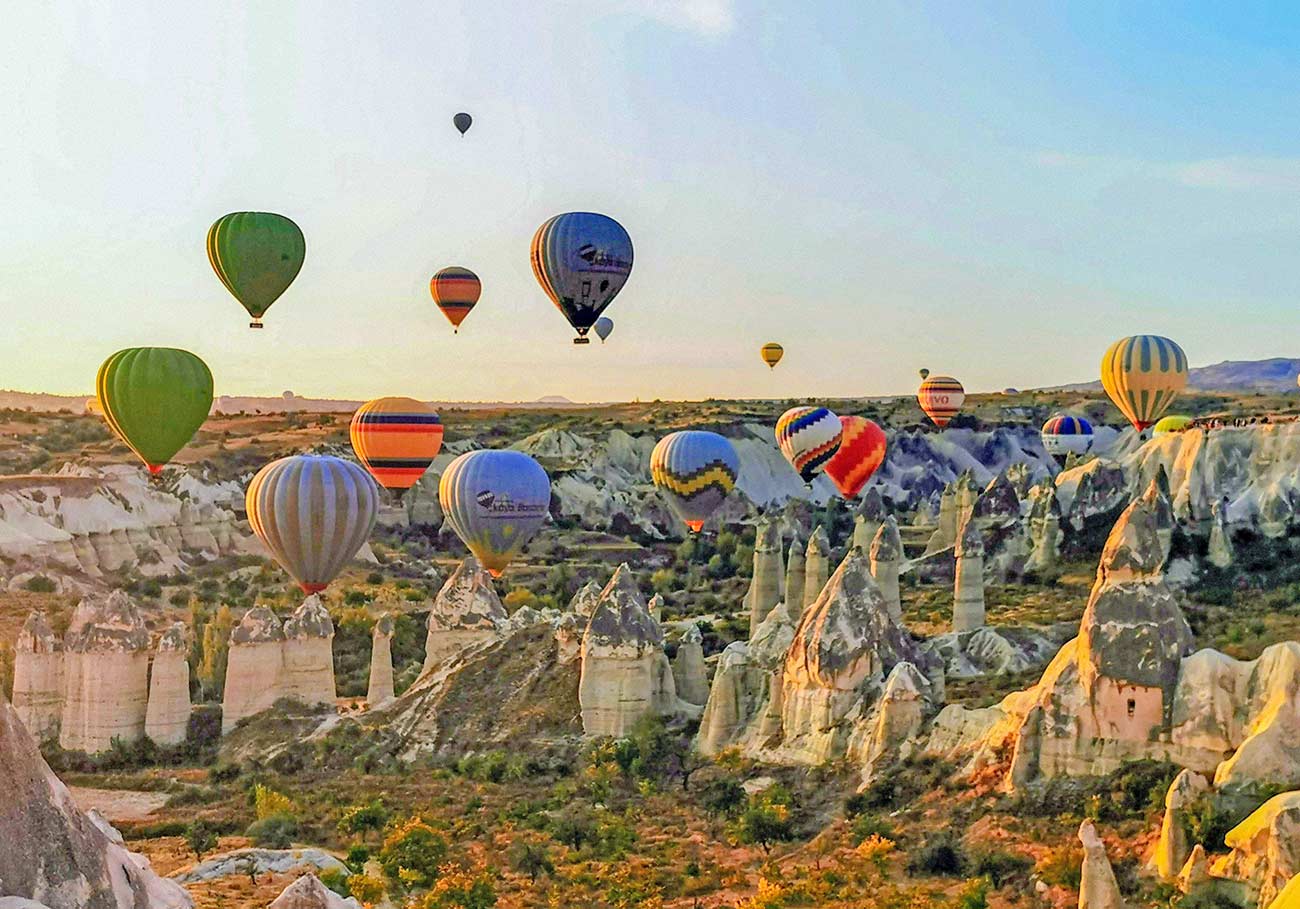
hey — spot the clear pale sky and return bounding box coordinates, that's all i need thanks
[2,3,1297,402]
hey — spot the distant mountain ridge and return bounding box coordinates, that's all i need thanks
[0,389,591,414]
[1051,357,1300,393]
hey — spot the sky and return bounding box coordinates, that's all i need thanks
[1,2,1298,402]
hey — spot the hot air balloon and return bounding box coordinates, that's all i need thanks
[453,112,472,135]
[350,397,444,493]
[207,212,306,328]
[594,317,614,343]
[439,450,551,576]
[1153,414,1194,436]
[651,431,740,532]
[1040,415,1094,457]
[918,368,930,380]
[430,267,481,333]
[917,376,965,428]
[246,455,378,593]
[1101,335,1188,433]
[775,406,842,484]
[823,416,887,499]
[761,343,784,369]
[531,212,633,343]
[96,348,213,476]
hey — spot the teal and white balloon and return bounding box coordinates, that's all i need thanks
[438,450,551,576]
[651,431,739,533]
[245,455,379,594]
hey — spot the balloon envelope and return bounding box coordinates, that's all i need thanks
[919,368,930,380]
[439,450,551,576]
[761,343,784,369]
[917,376,965,428]
[1041,414,1094,456]
[1153,414,1194,436]
[350,397,444,491]
[453,112,472,135]
[96,348,213,475]
[530,212,633,342]
[823,416,887,498]
[651,431,739,532]
[1100,335,1188,432]
[206,212,305,327]
[430,267,481,332]
[246,454,379,593]
[594,317,614,342]
[775,406,842,484]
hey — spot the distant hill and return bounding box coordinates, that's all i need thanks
[1051,358,1300,393]
[0,389,594,415]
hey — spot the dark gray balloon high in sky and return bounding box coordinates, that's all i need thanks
[453,112,472,135]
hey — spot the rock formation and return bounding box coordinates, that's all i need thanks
[1207,497,1234,569]
[1078,820,1124,909]
[60,591,151,754]
[783,537,805,615]
[553,612,584,664]
[973,472,1020,529]
[423,557,507,672]
[366,614,396,707]
[1151,769,1209,881]
[803,527,831,610]
[1026,481,1063,573]
[578,564,672,736]
[12,610,63,741]
[672,624,709,706]
[281,596,336,709]
[647,593,663,624]
[869,516,903,622]
[1215,791,1300,908]
[222,606,287,734]
[144,623,190,747]
[569,580,602,618]
[850,661,931,777]
[0,692,192,909]
[268,874,360,909]
[852,488,886,551]
[952,519,985,633]
[746,518,785,635]
[697,601,797,756]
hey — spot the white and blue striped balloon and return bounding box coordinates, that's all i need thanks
[246,454,379,593]
[439,449,551,576]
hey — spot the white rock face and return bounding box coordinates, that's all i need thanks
[1078,820,1125,909]
[783,538,805,615]
[868,517,902,623]
[423,557,506,673]
[1213,791,1300,908]
[746,518,784,636]
[144,623,190,747]
[849,661,932,777]
[221,606,286,734]
[175,849,350,884]
[697,601,797,756]
[0,692,192,909]
[952,519,985,633]
[672,624,709,706]
[60,591,151,754]
[366,614,396,708]
[268,874,360,909]
[281,596,337,708]
[1150,769,1208,882]
[569,580,603,619]
[802,527,831,613]
[12,610,63,741]
[552,612,584,664]
[578,564,670,737]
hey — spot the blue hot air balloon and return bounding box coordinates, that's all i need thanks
[651,431,740,532]
[594,316,614,343]
[1040,414,1095,457]
[245,455,379,593]
[530,212,633,344]
[438,450,551,576]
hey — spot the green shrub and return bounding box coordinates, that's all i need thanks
[379,818,449,889]
[246,814,298,848]
[967,847,1032,887]
[905,832,965,877]
[850,813,894,845]
[22,575,56,593]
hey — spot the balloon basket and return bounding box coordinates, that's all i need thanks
[250,320,263,329]
[573,337,590,345]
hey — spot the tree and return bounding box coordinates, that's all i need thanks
[379,818,449,890]
[196,605,235,700]
[733,802,793,854]
[509,840,554,884]
[184,820,218,863]
[339,800,390,844]
[700,778,747,818]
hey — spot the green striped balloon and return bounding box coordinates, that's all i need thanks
[207,212,306,327]
[96,348,213,475]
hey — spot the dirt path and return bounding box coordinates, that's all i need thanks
[68,786,169,823]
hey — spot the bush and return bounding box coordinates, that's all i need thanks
[850,813,894,845]
[22,575,56,593]
[338,800,390,842]
[905,832,966,877]
[252,784,295,820]
[732,802,793,855]
[700,778,747,818]
[1034,843,1082,889]
[184,820,218,861]
[379,818,449,890]
[418,863,496,908]
[967,847,1032,887]
[246,814,298,848]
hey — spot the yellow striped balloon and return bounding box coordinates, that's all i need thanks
[760,342,784,369]
[1101,335,1188,432]
[651,431,739,532]
[430,266,481,332]
[349,397,444,491]
[917,376,965,428]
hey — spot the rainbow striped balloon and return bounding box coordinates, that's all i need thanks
[1040,414,1094,457]
[1101,335,1188,432]
[917,376,965,428]
[823,416,887,499]
[776,406,842,484]
[430,266,481,332]
[350,397,444,491]
[651,431,740,532]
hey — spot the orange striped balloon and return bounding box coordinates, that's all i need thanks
[823,416,887,499]
[917,376,965,428]
[430,266,481,332]
[350,397,444,491]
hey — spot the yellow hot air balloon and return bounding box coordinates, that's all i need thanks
[1101,335,1188,432]
[1153,415,1194,436]
[760,343,784,369]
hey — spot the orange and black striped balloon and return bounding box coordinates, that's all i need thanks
[430,267,481,332]
[917,376,965,428]
[350,397,444,491]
